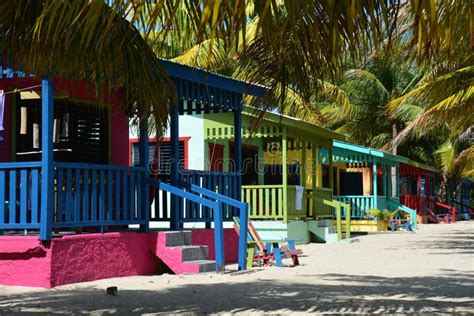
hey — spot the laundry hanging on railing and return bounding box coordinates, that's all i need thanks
[295,185,304,210]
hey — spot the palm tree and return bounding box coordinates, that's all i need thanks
[1,0,470,135]
[387,62,474,197]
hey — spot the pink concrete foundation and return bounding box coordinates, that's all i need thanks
[0,229,238,288]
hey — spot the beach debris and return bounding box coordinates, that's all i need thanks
[106,286,118,296]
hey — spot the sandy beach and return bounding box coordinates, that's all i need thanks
[0,221,472,314]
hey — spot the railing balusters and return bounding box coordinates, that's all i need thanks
[115,171,121,221]
[31,169,39,224]
[0,171,5,224]
[99,169,105,222]
[277,187,283,218]
[129,171,135,221]
[57,168,64,222]
[91,169,98,221]
[74,168,81,222]
[65,168,73,222]
[9,170,16,224]
[20,170,28,224]
[122,170,128,221]
[107,170,113,221]
[271,188,276,218]
[83,169,89,222]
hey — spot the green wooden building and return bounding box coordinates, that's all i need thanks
[203,107,351,242]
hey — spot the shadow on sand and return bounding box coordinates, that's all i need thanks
[1,271,473,314]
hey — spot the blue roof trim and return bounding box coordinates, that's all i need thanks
[160,59,267,98]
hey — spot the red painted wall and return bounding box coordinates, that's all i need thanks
[0,77,129,164]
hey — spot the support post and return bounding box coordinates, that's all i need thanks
[301,140,306,187]
[383,163,388,199]
[233,103,242,201]
[282,127,288,223]
[213,202,225,272]
[237,203,249,270]
[328,145,334,194]
[40,79,54,240]
[395,165,400,198]
[139,118,150,232]
[170,101,180,230]
[387,165,392,200]
[301,140,307,216]
[311,143,317,219]
[373,158,378,210]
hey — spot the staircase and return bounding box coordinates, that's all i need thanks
[150,231,216,274]
[308,219,342,243]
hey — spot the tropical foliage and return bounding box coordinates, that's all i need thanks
[0,1,471,189]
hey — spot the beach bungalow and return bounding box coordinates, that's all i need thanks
[330,141,417,232]
[0,60,266,287]
[399,162,456,223]
[162,106,352,243]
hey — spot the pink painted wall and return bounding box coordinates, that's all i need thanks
[49,232,158,287]
[0,77,129,165]
[191,229,239,263]
[0,229,239,288]
[0,232,158,288]
[0,236,52,287]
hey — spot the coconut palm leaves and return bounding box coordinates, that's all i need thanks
[389,65,474,138]
[0,0,175,131]
[318,68,403,147]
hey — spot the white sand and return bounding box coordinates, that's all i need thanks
[0,221,473,314]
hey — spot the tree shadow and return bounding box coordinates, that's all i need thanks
[1,272,473,314]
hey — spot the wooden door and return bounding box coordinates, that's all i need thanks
[209,143,224,171]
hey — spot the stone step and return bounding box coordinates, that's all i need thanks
[178,245,209,262]
[165,231,192,247]
[317,219,334,227]
[184,260,216,273]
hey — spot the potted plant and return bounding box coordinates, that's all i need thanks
[368,208,400,231]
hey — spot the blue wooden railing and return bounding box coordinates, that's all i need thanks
[333,195,375,218]
[147,179,248,272]
[151,169,241,223]
[1,162,249,271]
[53,162,148,229]
[0,162,42,229]
[187,184,248,271]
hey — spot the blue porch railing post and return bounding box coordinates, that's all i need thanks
[213,201,225,272]
[372,157,378,211]
[139,119,150,232]
[187,184,248,271]
[238,202,249,270]
[40,79,54,240]
[170,101,180,230]
[233,99,243,200]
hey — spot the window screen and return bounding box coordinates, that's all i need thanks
[15,98,108,164]
[131,140,185,175]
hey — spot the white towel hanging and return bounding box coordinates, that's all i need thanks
[0,90,5,132]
